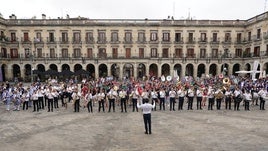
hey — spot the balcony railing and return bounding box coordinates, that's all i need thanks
[97,37,107,44]
[210,38,220,44]
[186,37,196,44]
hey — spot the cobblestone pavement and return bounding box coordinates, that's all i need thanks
[0,102,267,151]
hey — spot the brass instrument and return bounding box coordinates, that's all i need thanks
[215,91,224,99]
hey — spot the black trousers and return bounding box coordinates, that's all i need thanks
[98,100,105,112]
[143,113,152,134]
[178,97,184,110]
[208,98,214,110]
[216,99,222,110]
[152,98,157,111]
[74,99,80,112]
[225,97,232,110]
[197,97,202,110]
[132,98,138,112]
[23,101,28,110]
[159,98,165,110]
[38,97,44,109]
[188,97,194,110]
[87,101,93,112]
[33,100,39,112]
[234,98,241,110]
[260,98,265,110]
[121,98,127,112]
[47,98,53,112]
[54,97,59,108]
[109,99,115,112]
[169,97,175,111]
[244,101,250,110]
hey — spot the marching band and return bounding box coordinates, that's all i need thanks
[0,74,267,113]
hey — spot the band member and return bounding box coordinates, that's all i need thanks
[46,87,54,112]
[32,90,39,112]
[215,88,224,110]
[137,98,155,135]
[85,89,93,112]
[62,88,68,109]
[13,90,21,111]
[177,87,186,110]
[150,88,158,111]
[72,88,81,112]
[196,87,203,110]
[108,88,117,112]
[202,87,208,107]
[243,90,252,111]
[258,87,267,110]
[159,88,166,110]
[119,88,127,112]
[52,89,59,109]
[187,86,195,110]
[22,90,30,110]
[131,88,139,112]
[169,88,176,111]
[233,87,242,111]
[207,87,215,110]
[37,88,44,110]
[225,88,232,110]
[98,89,106,112]
[141,88,149,104]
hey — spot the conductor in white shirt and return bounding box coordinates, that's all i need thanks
[137,99,155,135]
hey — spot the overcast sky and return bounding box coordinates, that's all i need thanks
[0,0,266,20]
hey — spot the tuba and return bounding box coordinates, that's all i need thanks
[223,78,230,85]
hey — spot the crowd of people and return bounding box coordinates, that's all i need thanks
[0,74,267,113]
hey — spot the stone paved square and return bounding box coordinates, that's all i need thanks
[0,102,267,151]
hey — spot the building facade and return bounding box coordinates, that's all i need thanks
[1,13,268,82]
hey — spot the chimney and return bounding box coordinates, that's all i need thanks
[42,14,46,19]
[9,14,17,19]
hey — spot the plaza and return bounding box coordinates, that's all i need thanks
[0,102,267,151]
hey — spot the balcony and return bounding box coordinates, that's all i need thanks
[59,37,69,47]
[72,38,82,47]
[222,38,232,45]
[34,37,44,47]
[186,37,196,44]
[85,37,95,44]
[97,37,107,44]
[6,37,19,47]
[149,40,159,44]
[174,37,184,44]
[210,38,220,45]
[198,38,208,44]
[47,37,57,47]
[161,39,172,44]
[123,37,133,44]
[252,35,262,42]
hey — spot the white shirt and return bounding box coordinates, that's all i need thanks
[137,101,155,114]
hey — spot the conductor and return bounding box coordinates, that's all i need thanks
[137,99,155,135]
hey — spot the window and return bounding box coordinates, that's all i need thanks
[98,48,106,58]
[235,48,242,57]
[175,48,182,58]
[74,48,81,58]
[248,32,251,41]
[112,48,118,58]
[62,49,68,58]
[188,33,193,42]
[257,29,261,39]
[25,48,30,58]
[23,33,29,42]
[237,33,242,43]
[150,32,158,41]
[111,32,118,42]
[162,48,169,58]
[225,33,231,42]
[49,32,54,42]
[125,32,132,42]
[61,32,68,42]
[10,49,18,58]
[254,46,260,57]
[1,48,7,58]
[139,48,144,58]
[73,32,81,43]
[87,48,93,58]
[37,48,42,58]
[212,49,218,58]
[125,48,131,58]
[35,32,42,42]
[200,49,206,58]
[175,33,182,42]
[212,33,217,42]
[11,33,16,42]
[85,32,94,43]
[200,33,206,42]
[151,48,157,57]
[163,33,170,42]
[138,32,145,42]
[50,48,56,58]
[98,32,106,43]
[187,49,194,58]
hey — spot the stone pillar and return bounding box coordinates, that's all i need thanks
[193,65,197,78]
[181,65,186,77]
[133,63,137,79]
[146,64,150,77]
[95,64,99,79]
[158,64,162,77]
[6,65,12,82]
[119,64,123,80]
[107,64,111,76]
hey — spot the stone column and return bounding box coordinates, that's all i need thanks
[158,64,162,77]
[107,64,111,76]
[95,64,99,79]
[133,63,137,79]
[119,64,123,80]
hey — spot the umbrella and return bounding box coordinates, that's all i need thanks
[59,70,74,76]
[74,69,90,75]
[43,69,59,76]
